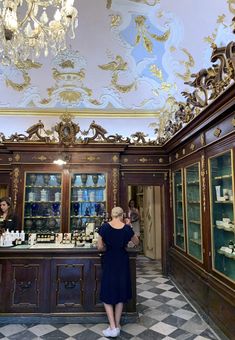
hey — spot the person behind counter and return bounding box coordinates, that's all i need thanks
[0,197,17,232]
[97,206,139,338]
[127,199,141,236]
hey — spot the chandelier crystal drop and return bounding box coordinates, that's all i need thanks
[0,0,78,64]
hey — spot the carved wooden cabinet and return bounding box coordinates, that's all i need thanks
[0,248,137,316]
[3,258,49,313]
[5,145,121,233]
[168,91,235,339]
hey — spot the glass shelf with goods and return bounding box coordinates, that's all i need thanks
[23,173,62,233]
[70,173,107,232]
[209,151,235,282]
[173,169,185,250]
[185,163,203,262]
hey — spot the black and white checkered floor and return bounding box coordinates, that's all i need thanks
[0,256,225,340]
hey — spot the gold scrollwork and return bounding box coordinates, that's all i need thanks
[232,117,235,127]
[32,155,47,161]
[201,155,206,212]
[112,168,119,207]
[200,133,205,146]
[123,158,129,163]
[11,167,20,210]
[169,169,172,208]
[112,155,118,162]
[134,15,170,53]
[14,154,21,162]
[158,158,164,163]
[85,156,101,162]
[190,143,196,151]
[213,127,222,137]
[139,157,153,163]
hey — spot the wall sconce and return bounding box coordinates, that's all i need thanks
[53,153,70,165]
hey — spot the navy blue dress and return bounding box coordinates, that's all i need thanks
[99,222,134,304]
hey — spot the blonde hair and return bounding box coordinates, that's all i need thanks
[111,206,124,218]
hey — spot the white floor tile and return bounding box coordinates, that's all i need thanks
[59,324,86,336]
[27,324,56,337]
[173,308,196,320]
[138,291,157,299]
[150,321,177,335]
[0,324,26,337]
[160,291,180,298]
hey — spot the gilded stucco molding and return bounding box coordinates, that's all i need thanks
[156,32,235,145]
[112,168,119,207]
[11,167,20,211]
[201,155,206,212]
[169,169,172,208]
[1,115,153,146]
[213,127,222,137]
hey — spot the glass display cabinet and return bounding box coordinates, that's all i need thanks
[209,150,235,281]
[173,169,185,250]
[23,172,62,233]
[185,163,203,262]
[70,173,106,232]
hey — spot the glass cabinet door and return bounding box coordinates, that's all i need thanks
[70,173,106,233]
[185,163,203,261]
[23,173,62,233]
[209,151,235,281]
[173,169,185,250]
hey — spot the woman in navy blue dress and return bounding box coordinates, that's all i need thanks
[97,206,139,338]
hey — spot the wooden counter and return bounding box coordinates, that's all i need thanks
[0,246,138,323]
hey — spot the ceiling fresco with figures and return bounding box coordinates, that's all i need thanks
[0,0,234,140]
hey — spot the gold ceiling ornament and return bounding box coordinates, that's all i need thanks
[110,15,121,27]
[6,71,31,91]
[106,0,112,9]
[134,15,170,53]
[5,59,42,92]
[0,0,78,64]
[150,64,163,80]
[59,60,75,69]
[111,73,136,93]
[175,48,195,82]
[59,90,82,103]
[130,0,159,5]
[99,55,127,72]
[99,55,135,94]
[228,0,235,14]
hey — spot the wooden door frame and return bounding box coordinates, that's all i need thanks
[120,171,171,276]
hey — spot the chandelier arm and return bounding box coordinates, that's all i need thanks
[18,2,35,28]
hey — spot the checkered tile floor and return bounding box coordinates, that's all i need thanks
[0,256,225,339]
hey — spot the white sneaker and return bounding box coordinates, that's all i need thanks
[102,327,120,337]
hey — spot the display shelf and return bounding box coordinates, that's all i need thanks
[185,162,203,262]
[70,173,107,232]
[189,238,202,246]
[209,150,235,282]
[173,169,185,250]
[214,225,235,232]
[23,173,62,233]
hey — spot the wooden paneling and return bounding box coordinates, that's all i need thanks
[0,249,137,316]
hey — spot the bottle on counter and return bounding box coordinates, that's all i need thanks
[20,230,25,242]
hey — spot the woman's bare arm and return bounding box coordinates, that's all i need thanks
[97,235,106,251]
[131,233,139,246]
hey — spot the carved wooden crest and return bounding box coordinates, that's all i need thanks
[55,115,80,145]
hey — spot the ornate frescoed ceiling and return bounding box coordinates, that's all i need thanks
[0,0,234,140]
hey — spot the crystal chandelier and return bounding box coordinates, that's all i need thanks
[0,0,78,63]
